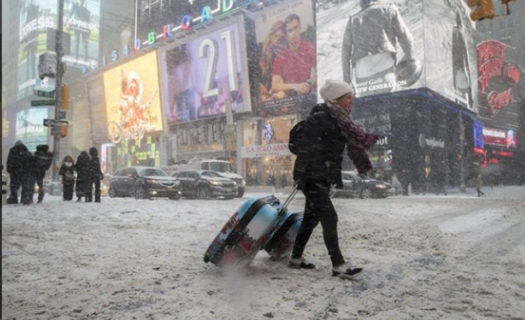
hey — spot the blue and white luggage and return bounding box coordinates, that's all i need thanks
[264,212,303,260]
[204,188,300,268]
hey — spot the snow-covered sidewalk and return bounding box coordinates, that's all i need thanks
[2,186,524,319]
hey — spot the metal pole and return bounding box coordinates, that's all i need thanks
[52,0,65,182]
[459,112,466,193]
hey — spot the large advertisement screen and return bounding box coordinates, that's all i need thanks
[15,108,49,151]
[254,0,316,116]
[317,0,477,111]
[103,51,163,144]
[317,0,424,99]
[17,0,101,100]
[63,0,101,69]
[159,17,250,125]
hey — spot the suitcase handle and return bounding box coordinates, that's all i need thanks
[278,186,300,216]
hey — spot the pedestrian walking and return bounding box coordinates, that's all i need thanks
[59,156,76,201]
[290,79,378,279]
[6,141,34,205]
[87,147,104,203]
[31,145,53,204]
[75,151,91,202]
[476,173,485,197]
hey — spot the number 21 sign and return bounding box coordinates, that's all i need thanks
[161,18,250,125]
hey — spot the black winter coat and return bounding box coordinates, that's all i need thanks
[89,156,103,181]
[293,104,346,187]
[7,144,33,175]
[33,146,53,178]
[75,153,92,182]
[59,164,76,182]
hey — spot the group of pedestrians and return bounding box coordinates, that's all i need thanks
[6,141,53,205]
[5,140,103,204]
[59,147,104,203]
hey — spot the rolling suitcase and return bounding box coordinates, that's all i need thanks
[204,188,299,268]
[264,212,303,260]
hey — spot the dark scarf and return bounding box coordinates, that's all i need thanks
[327,102,378,174]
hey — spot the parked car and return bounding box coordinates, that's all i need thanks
[109,167,181,200]
[171,170,238,200]
[165,159,246,197]
[332,171,393,199]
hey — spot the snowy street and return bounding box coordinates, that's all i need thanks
[2,187,524,320]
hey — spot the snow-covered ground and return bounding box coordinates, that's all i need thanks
[2,186,524,320]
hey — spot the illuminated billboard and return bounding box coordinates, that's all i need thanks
[103,51,163,144]
[17,0,101,100]
[317,0,478,111]
[254,0,316,116]
[16,107,49,151]
[159,16,251,125]
[62,0,101,69]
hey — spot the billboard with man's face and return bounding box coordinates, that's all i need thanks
[103,51,163,145]
[253,0,316,116]
[159,16,251,125]
[317,0,478,112]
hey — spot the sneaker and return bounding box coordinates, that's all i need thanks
[288,257,316,269]
[332,264,363,280]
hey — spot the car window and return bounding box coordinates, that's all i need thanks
[202,171,222,178]
[171,172,180,178]
[114,169,124,177]
[128,168,138,177]
[141,168,167,177]
[190,172,200,179]
[201,162,210,170]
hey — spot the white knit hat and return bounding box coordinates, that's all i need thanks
[320,80,353,101]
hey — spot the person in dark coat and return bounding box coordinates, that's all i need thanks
[87,147,104,203]
[75,151,91,202]
[290,79,378,279]
[59,155,76,201]
[6,141,34,205]
[30,144,53,204]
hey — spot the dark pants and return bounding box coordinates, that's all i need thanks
[291,181,345,267]
[9,174,22,202]
[86,179,101,203]
[63,181,75,201]
[34,177,45,202]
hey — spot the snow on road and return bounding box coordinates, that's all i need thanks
[2,187,524,320]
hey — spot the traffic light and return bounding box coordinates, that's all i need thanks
[61,84,70,111]
[468,0,495,21]
[59,121,68,138]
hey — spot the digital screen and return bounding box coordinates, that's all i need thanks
[103,51,163,144]
[159,18,250,125]
[15,107,49,151]
[17,0,101,101]
[316,0,478,111]
[62,0,101,69]
[254,0,316,115]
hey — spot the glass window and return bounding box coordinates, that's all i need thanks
[202,171,222,178]
[141,168,167,177]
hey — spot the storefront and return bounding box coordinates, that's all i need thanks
[240,115,297,187]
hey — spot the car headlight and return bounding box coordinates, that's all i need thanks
[209,181,222,186]
[376,184,387,189]
[146,179,160,184]
[241,179,246,186]
[232,181,238,186]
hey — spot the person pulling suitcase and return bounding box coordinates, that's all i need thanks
[289,80,378,279]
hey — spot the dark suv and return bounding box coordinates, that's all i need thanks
[332,171,393,199]
[109,167,181,200]
[171,170,238,200]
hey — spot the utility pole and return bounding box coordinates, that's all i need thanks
[52,0,65,182]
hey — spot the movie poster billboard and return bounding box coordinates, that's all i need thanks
[62,0,101,69]
[317,0,478,111]
[253,0,316,116]
[159,16,251,125]
[103,51,163,145]
[15,108,49,151]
